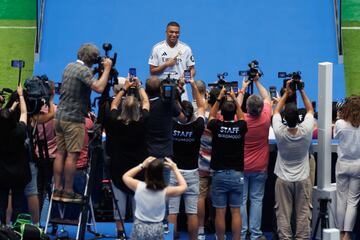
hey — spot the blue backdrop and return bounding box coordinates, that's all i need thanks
[34,0,345,107]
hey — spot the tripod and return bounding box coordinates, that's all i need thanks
[312,198,331,240]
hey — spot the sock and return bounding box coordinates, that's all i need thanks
[198,226,205,234]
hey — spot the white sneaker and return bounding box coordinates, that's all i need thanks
[163,223,169,234]
[198,233,206,240]
[215,234,226,240]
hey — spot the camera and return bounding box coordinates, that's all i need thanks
[24,75,52,116]
[93,43,119,86]
[239,60,263,81]
[278,71,304,91]
[208,72,228,88]
[208,72,237,94]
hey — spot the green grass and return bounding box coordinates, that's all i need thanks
[0,20,36,90]
[342,0,360,21]
[0,0,35,20]
[342,20,360,96]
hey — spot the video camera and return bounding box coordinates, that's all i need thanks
[239,60,263,81]
[93,43,118,86]
[278,71,304,91]
[24,75,52,116]
[160,72,183,103]
[208,72,238,94]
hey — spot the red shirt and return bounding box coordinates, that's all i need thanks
[244,102,271,172]
[76,117,94,169]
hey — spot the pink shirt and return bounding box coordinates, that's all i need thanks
[244,102,271,172]
[35,104,57,159]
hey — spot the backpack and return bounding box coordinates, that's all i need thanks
[12,214,49,240]
[0,225,20,240]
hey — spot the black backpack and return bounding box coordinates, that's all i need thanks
[0,225,20,240]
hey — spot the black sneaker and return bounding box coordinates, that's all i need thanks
[116,231,126,240]
[52,189,63,201]
[61,191,83,203]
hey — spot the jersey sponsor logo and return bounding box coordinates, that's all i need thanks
[161,57,182,64]
[190,55,195,62]
[162,52,167,56]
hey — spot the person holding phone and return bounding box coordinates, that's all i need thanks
[0,85,31,224]
[148,21,196,99]
[107,77,150,239]
[122,157,187,239]
[237,75,272,240]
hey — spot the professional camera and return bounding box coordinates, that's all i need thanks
[208,72,238,94]
[159,72,184,103]
[93,43,119,86]
[278,71,304,91]
[24,75,52,116]
[208,72,228,89]
[239,60,263,81]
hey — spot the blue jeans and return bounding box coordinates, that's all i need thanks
[211,170,244,208]
[240,172,267,240]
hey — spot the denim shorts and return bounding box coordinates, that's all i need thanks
[169,170,199,214]
[24,162,38,197]
[211,170,244,208]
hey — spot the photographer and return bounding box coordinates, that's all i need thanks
[106,77,150,239]
[237,76,272,240]
[53,43,112,203]
[145,75,186,232]
[272,80,314,240]
[0,85,31,224]
[208,87,247,240]
[168,79,205,239]
[122,157,187,239]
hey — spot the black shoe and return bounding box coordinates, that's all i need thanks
[117,231,126,240]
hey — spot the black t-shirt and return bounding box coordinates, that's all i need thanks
[106,109,149,193]
[0,122,31,188]
[207,119,247,171]
[173,117,205,170]
[145,97,181,158]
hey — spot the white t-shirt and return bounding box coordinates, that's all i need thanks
[272,113,314,182]
[335,119,360,162]
[148,40,195,80]
[134,181,166,222]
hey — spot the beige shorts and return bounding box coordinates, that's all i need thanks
[55,119,85,153]
[199,175,211,198]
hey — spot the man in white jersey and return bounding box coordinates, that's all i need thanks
[148,21,196,99]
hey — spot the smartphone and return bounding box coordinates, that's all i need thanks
[269,86,277,99]
[55,82,62,95]
[11,60,25,68]
[231,81,238,93]
[129,67,136,78]
[184,69,191,83]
